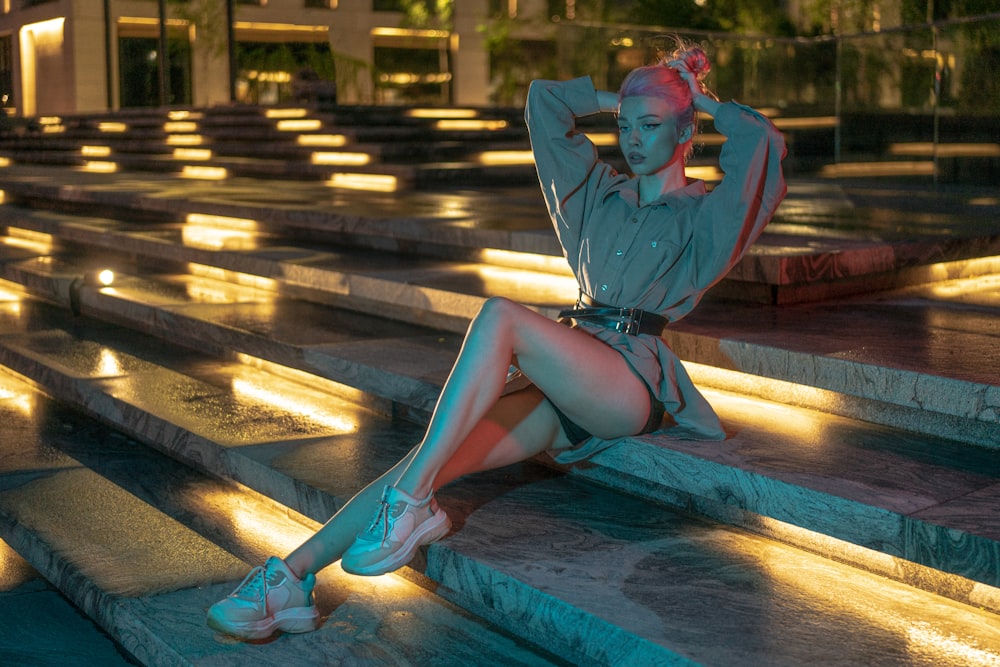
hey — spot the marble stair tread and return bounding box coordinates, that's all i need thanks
[2,298,1000,603]
[0,376,563,667]
[3,366,1000,666]
[4,164,1000,296]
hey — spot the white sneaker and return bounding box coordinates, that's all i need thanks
[206,556,319,639]
[341,485,451,576]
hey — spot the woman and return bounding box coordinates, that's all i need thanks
[207,42,787,640]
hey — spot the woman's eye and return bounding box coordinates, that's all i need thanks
[642,123,660,130]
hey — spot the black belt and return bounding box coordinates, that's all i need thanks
[558,294,667,336]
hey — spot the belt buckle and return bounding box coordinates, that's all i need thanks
[616,308,640,335]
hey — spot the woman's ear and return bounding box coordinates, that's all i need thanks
[678,123,694,144]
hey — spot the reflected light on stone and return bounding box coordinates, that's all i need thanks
[97,348,123,376]
[186,263,277,291]
[185,213,259,231]
[928,272,1000,299]
[0,374,35,418]
[168,110,202,120]
[181,165,228,180]
[231,378,360,433]
[181,226,259,250]
[0,158,9,168]
[2,227,53,253]
[754,516,1000,666]
[472,265,578,299]
[327,173,398,192]
[688,362,840,441]
[98,122,127,133]
[197,485,319,557]
[311,152,371,166]
[477,248,572,275]
[235,353,377,408]
[81,161,118,173]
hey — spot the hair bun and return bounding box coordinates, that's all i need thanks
[676,46,711,81]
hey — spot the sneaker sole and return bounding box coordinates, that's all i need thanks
[342,510,451,576]
[207,605,320,640]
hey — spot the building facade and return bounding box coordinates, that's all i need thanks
[0,0,493,116]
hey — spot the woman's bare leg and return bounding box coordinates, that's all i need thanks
[283,385,568,578]
[393,296,652,500]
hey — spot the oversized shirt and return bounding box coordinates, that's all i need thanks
[525,76,787,462]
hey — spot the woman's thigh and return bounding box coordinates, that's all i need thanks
[481,298,653,440]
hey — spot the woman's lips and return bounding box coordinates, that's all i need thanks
[628,152,645,163]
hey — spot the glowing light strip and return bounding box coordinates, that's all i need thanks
[311,152,371,166]
[476,150,534,166]
[81,145,112,157]
[435,119,508,131]
[371,27,449,38]
[185,213,258,231]
[277,119,322,131]
[407,108,478,119]
[164,121,198,132]
[772,116,839,129]
[326,173,398,192]
[81,161,118,173]
[266,108,308,119]
[889,142,1000,158]
[172,148,212,160]
[167,134,204,146]
[820,161,935,177]
[98,122,127,132]
[181,165,227,180]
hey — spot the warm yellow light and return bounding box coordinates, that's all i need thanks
[81,145,111,157]
[117,16,188,28]
[473,265,578,301]
[196,486,319,559]
[0,158,10,168]
[41,125,66,134]
[168,110,202,120]
[0,374,35,418]
[3,227,53,253]
[236,353,377,409]
[297,134,348,147]
[185,213,258,231]
[266,108,308,119]
[327,173,399,192]
[772,116,839,129]
[172,148,212,160]
[233,21,329,35]
[96,269,115,286]
[97,348,123,376]
[181,165,228,180]
[166,134,204,146]
[81,161,118,173]
[927,271,1000,299]
[38,116,62,125]
[276,119,322,131]
[435,119,508,131]
[182,227,258,251]
[821,161,935,178]
[371,27,450,38]
[232,378,360,432]
[311,152,371,166]
[406,108,478,119]
[186,263,277,291]
[98,122,127,133]
[476,150,534,166]
[164,121,198,133]
[889,142,1000,158]
[477,249,572,275]
[586,132,619,146]
[685,166,723,181]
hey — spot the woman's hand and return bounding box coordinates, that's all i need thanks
[596,90,619,114]
[667,60,721,117]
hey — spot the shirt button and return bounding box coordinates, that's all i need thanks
[601,284,608,292]
[616,249,623,256]
[651,241,657,248]
[630,217,638,223]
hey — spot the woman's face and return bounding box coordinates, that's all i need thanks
[617,96,690,177]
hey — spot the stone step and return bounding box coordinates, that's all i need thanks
[2,309,1000,665]
[1,266,998,611]
[1,202,996,447]
[0,372,566,666]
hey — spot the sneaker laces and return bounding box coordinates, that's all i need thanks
[366,494,393,546]
[232,565,265,601]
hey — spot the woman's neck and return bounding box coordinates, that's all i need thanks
[637,167,687,205]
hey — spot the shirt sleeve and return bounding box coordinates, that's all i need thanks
[688,101,787,291]
[525,77,613,258]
